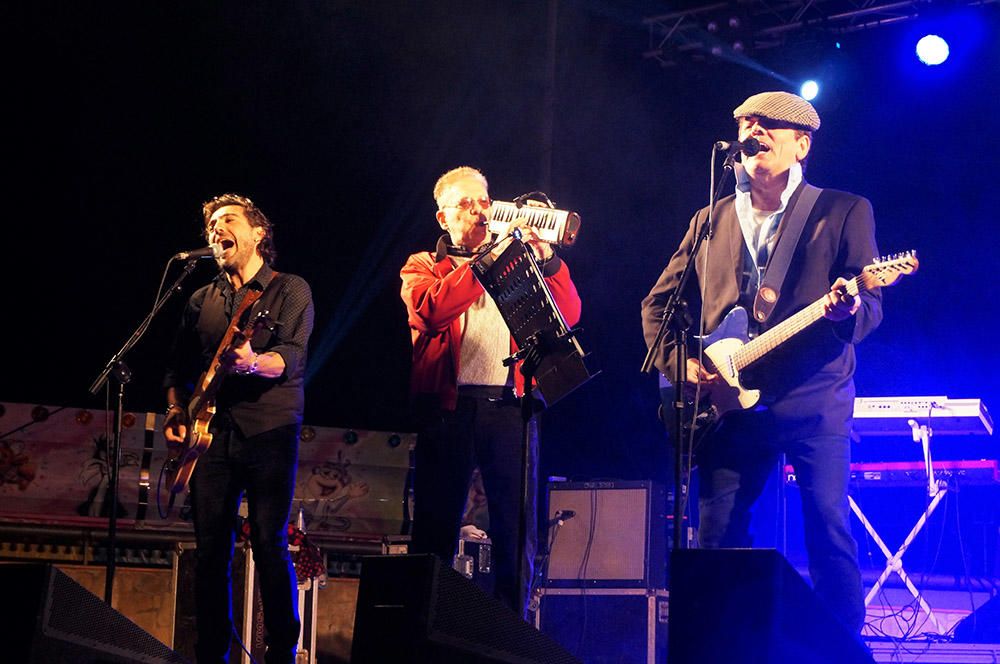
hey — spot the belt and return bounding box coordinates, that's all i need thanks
[457,385,518,404]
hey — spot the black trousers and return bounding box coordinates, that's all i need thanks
[696,411,865,634]
[190,421,301,664]
[411,388,538,617]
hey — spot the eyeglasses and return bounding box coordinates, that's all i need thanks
[738,116,803,132]
[440,196,491,211]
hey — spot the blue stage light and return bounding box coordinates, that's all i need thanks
[800,80,819,101]
[916,34,949,65]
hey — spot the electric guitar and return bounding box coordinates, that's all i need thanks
[168,294,275,494]
[680,252,919,445]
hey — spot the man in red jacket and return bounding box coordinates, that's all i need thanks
[401,166,581,616]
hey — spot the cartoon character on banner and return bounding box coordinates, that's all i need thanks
[0,440,36,491]
[77,434,139,518]
[302,450,369,531]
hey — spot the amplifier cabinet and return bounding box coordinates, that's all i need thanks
[535,587,668,664]
[545,480,666,588]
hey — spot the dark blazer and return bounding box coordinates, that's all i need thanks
[641,181,883,441]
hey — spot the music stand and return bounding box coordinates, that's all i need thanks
[471,237,596,612]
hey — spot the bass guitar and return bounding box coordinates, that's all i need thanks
[681,252,919,444]
[168,293,275,494]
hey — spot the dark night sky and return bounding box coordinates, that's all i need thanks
[5,1,999,487]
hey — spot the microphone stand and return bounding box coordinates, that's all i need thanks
[87,257,203,604]
[471,226,594,618]
[641,146,739,552]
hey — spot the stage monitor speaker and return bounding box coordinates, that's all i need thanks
[953,594,1000,643]
[351,554,580,664]
[0,563,188,663]
[546,480,665,588]
[668,549,873,664]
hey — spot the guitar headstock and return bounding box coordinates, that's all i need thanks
[247,310,277,336]
[232,309,277,346]
[860,251,919,289]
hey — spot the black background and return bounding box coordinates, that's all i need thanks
[6,1,999,503]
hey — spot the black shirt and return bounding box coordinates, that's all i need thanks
[163,264,314,438]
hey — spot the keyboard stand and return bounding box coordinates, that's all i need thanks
[849,419,947,635]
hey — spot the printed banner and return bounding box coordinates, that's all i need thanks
[0,402,412,537]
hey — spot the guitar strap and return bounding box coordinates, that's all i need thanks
[197,271,284,349]
[252,270,284,332]
[752,183,822,324]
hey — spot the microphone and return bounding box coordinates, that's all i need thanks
[714,137,770,156]
[513,191,555,209]
[174,243,223,261]
[548,509,576,526]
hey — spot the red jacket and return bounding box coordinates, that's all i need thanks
[401,238,582,410]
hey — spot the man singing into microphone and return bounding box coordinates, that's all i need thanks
[641,92,882,633]
[163,193,314,663]
[401,166,581,616]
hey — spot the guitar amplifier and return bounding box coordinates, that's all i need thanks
[545,480,666,588]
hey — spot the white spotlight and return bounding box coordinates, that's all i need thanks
[800,80,819,101]
[916,34,949,66]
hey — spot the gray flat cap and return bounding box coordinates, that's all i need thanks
[733,91,821,131]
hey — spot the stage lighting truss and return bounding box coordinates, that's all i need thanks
[642,0,996,66]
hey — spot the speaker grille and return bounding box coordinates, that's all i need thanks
[547,482,665,587]
[352,555,580,663]
[38,565,187,663]
[429,562,578,663]
[668,549,873,664]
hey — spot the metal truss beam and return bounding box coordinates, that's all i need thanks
[643,0,996,64]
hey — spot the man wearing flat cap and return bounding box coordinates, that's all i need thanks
[642,91,882,633]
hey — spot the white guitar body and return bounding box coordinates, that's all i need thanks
[697,305,761,419]
[682,252,919,441]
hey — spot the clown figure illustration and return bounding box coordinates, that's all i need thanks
[302,450,370,531]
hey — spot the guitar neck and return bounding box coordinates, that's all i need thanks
[732,277,863,370]
[188,291,263,405]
